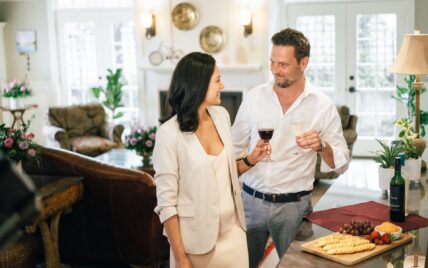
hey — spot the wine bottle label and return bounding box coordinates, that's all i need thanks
[390,185,404,211]
[390,184,405,222]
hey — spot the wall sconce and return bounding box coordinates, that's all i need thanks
[140,12,156,40]
[239,9,252,38]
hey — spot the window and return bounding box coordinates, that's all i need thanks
[56,4,138,127]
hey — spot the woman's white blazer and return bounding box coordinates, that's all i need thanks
[153,105,246,254]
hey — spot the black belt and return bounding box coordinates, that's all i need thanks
[243,184,311,203]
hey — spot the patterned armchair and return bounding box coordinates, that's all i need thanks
[43,103,124,157]
[315,105,358,179]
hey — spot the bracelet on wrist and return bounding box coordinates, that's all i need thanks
[242,156,255,167]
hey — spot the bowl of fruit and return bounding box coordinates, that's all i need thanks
[374,221,402,240]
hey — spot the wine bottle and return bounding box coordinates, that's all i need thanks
[399,152,409,214]
[390,157,405,222]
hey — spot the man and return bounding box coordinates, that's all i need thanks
[232,28,350,267]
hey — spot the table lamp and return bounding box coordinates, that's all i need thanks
[389,30,428,160]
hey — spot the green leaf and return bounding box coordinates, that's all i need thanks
[91,87,101,98]
[113,111,124,119]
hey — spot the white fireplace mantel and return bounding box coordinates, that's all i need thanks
[139,63,265,126]
[138,63,262,73]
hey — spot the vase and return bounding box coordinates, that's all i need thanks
[378,166,394,190]
[405,158,421,182]
[141,152,153,167]
[9,97,24,109]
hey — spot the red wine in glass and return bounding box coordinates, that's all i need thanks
[258,128,274,142]
[257,121,274,161]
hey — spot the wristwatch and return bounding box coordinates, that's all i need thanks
[317,140,326,153]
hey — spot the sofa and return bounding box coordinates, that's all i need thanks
[23,146,168,267]
[315,105,358,179]
[43,103,124,156]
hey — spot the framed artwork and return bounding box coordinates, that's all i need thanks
[16,30,37,53]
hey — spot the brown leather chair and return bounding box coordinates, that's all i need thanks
[315,105,358,179]
[43,103,124,157]
[23,146,168,267]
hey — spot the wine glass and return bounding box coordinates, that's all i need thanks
[290,113,306,155]
[257,121,274,162]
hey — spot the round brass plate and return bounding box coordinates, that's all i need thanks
[172,2,199,31]
[199,26,225,54]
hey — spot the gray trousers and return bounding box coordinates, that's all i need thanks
[242,191,312,268]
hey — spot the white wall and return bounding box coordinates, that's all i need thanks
[0,0,57,145]
[135,0,269,125]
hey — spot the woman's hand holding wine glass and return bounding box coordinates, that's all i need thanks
[247,140,271,165]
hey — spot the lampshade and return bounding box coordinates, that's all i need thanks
[389,34,428,75]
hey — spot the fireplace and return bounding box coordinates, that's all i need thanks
[159,91,242,124]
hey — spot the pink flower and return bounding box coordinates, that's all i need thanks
[145,140,153,148]
[27,149,36,157]
[19,141,29,150]
[20,86,26,92]
[149,133,156,140]
[3,138,14,149]
[26,133,35,140]
[130,138,138,145]
[8,79,17,88]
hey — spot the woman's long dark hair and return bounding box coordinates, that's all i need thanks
[160,52,216,132]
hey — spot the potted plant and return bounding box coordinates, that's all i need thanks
[91,68,124,120]
[393,75,427,137]
[394,75,427,166]
[0,117,41,174]
[124,126,157,167]
[2,79,32,109]
[395,118,421,181]
[371,139,403,195]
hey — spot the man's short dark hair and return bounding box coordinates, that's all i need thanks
[271,28,310,62]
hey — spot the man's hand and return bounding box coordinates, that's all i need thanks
[295,129,322,151]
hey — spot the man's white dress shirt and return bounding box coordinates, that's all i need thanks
[232,80,349,194]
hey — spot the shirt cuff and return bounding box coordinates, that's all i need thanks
[320,145,349,174]
[154,206,178,223]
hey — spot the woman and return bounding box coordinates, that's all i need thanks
[153,52,268,268]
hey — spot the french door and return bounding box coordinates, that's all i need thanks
[56,9,139,128]
[286,1,409,156]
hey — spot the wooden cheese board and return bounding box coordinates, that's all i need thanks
[301,233,413,266]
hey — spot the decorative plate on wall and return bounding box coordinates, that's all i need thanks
[171,2,199,31]
[199,26,225,54]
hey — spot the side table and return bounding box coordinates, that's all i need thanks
[0,104,38,128]
[28,176,84,268]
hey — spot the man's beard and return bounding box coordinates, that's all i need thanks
[274,76,296,88]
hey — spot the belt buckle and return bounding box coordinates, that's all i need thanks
[272,194,276,203]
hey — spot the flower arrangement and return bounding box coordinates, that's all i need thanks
[2,79,32,98]
[125,126,157,158]
[0,119,41,162]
